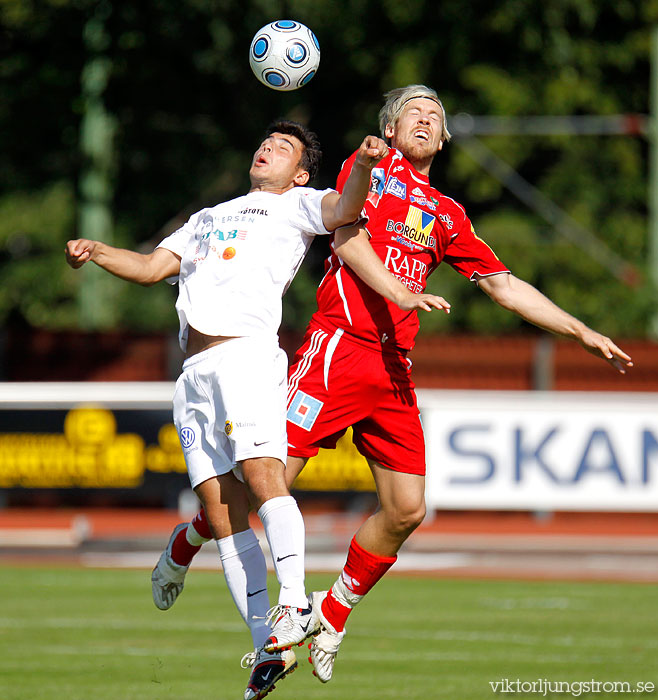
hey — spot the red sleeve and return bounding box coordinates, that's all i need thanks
[443,216,509,280]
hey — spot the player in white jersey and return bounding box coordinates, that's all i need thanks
[65,120,445,700]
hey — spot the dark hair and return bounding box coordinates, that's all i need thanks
[264,119,322,182]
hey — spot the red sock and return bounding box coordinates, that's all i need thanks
[170,509,211,566]
[321,537,397,632]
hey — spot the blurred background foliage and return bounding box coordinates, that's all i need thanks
[0,0,655,337]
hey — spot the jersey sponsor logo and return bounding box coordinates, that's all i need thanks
[384,245,429,293]
[194,226,246,264]
[222,246,236,260]
[217,215,255,225]
[194,229,247,263]
[287,390,324,431]
[404,206,435,243]
[179,427,195,449]
[395,234,418,251]
[201,229,246,242]
[392,164,404,173]
[238,207,268,216]
[410,194,436,210]
[367,167,386,205]
[410,187,436,210]
[439,213,454,229]
[385,206,436,248]
[384,176,407,200]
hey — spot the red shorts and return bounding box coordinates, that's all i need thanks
[286,323,425,475]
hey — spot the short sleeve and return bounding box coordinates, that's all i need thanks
[156,212,201,258]
[156,211,201,284]
[443,216,510,281]
[289,187,336,236]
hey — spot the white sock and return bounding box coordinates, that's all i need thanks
[217,528,270,648]
[257,496,307,608]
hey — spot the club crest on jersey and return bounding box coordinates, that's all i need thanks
[384,176,407,200]
[287,391,324,431]
[225,420,233,436]
[385,206,436,248]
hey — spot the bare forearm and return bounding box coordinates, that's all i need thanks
[331,161,374,227]
[335,228,409,305]
[88,242,152,284]
[322,135,389,231]
[487,275,586,339]
[334,227,451,313]
[65,239,179,285]
[478,273,633,373]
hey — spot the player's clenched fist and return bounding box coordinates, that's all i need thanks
[354,135,389,169]
[65,239,96,268]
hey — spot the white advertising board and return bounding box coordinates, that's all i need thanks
[418,390,658,512]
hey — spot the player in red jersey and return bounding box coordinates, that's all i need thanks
[153,86,632,684]
[284,85,633,682]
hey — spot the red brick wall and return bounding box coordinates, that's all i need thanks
[409,335,658,391]
[4,328,657,390]
[4,328,173,381]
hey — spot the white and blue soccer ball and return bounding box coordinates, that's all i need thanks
[249,20,320,91]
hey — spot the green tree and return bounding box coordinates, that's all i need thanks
[0,0,654,336]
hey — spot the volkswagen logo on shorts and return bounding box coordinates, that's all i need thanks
[180,427,195,449]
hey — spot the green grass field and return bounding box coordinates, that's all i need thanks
[1,566,655,700]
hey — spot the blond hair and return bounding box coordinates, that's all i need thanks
[378,85,451,145]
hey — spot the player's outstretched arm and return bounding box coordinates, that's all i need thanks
[477,272,633,374]
[334,225,451,313]
[65,239,181,286]
[320,136,389,231]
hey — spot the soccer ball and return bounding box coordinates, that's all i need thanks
[249,20,320,91]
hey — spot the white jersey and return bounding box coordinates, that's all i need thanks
[157,186,334,351]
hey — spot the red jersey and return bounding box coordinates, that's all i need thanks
[311,148,509,351]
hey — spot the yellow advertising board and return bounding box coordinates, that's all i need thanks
[0,389,374,492]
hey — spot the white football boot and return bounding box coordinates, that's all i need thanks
[151,522,190,610]
[241,646,297,700]
[263,600,320,652]
[308,590,346,683]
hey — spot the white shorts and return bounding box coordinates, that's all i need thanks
[172,336,288,489]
